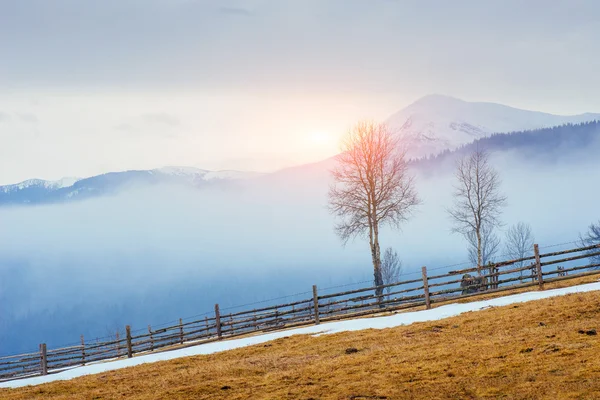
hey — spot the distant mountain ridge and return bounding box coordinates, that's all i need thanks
[0,177,81,192]
[386,94,600,159]
[0,167,263,205]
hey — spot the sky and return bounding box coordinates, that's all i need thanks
[1,0,599,184]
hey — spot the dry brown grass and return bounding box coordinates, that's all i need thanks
[3,279,600,399]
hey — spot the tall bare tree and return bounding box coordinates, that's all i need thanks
[329,121,419,300]
[448,149,506,274]
[381,247,402,299]
[504,222,534,281]
[466,223,500,267]
[580,221,600,266]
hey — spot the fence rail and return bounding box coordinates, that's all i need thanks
[2,243,599,382]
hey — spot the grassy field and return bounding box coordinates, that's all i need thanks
[3,276,600,399]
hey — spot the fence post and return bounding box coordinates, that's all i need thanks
[179,318,184,344]
[39,343,48,376]
[422,266,431,310]
[215,304,222,339]
[312,284,320,325]
[490,264,499,290]
[534,244,544,289]
[126,325,133,358]
[148,325,154,351]
[80,335,85,365]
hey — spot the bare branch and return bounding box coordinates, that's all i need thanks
[580,220,600,265]
[504,222,535,281]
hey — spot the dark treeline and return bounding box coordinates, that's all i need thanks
[413,120,600,169]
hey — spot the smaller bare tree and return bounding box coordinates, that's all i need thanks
[504,222,535,281]
[448,149,507,275]
[466,224,500,267]
[381,247,402,300]
[580,221,600,266]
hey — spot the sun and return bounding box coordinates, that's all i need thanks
[308,131,332,145]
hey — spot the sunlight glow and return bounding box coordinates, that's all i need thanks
[308,131,334,146]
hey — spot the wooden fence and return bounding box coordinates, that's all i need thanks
[1,243,599,382]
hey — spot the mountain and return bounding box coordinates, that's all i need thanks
[3,95,600,206]
[0,167,263,205]
[386,94,600,159]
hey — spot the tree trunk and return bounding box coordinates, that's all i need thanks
[476,228,483,275]
[370,224,384,306]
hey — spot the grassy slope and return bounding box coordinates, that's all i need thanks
[3,277,600,400]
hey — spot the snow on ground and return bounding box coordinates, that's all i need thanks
[3,281,600,389]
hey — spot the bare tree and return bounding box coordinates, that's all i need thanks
[580,221,600,266]
[448,149,507,274]
[466,224,500,267]
[102,324,126,357]
[504,222,534,281]
[329,121,419,301]
[381,247,402,299]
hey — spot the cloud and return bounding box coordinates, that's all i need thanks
[114,122,135,132]
[17,113,38,123]
[0,112,11,122]
[113,113,182,139]
[142,113,180,127]
[1,0,600,113]
[0,112,37,124]
[218,6,252,16]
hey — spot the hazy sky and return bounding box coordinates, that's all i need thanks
[1,0,599,184]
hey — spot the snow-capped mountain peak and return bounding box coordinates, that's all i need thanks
[0,177,81,193]
[387,94,600,159]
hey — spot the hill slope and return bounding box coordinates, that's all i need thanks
[3,280,600,399]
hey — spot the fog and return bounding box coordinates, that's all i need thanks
[1,141,599,354]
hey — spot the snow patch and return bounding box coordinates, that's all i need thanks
[47,177,80,189]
